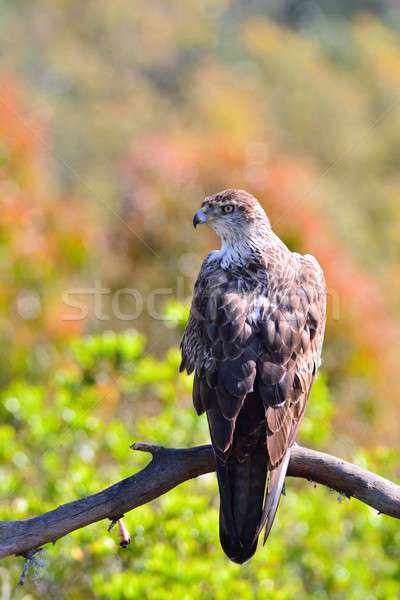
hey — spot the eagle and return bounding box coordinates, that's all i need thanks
[180,189,326,564]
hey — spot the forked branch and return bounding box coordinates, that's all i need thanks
[0,444,399,560]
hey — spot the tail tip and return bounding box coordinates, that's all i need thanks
[222,540,258,565]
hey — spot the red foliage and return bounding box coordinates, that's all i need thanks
[0,77,95,378]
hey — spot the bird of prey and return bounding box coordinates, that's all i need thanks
[180,189,326,564]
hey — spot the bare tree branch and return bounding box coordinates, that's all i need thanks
[0,443,399,560]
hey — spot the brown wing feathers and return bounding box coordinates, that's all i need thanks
[199,291,257,459]
[182,255,325,563]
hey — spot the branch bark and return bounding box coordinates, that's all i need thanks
[0,443,399,560]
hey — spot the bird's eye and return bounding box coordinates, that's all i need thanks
[222,204,234,214]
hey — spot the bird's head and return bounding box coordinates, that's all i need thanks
[193,189,270,246]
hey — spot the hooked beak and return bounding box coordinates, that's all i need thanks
[193,208,208,228]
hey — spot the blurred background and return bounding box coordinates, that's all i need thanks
[0,1,399,598]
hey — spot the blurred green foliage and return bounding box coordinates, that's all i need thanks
[0,327,399,599]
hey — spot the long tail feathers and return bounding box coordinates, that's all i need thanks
[217,445,291,563]
[260,449,291,545]
[217,435,267,564]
